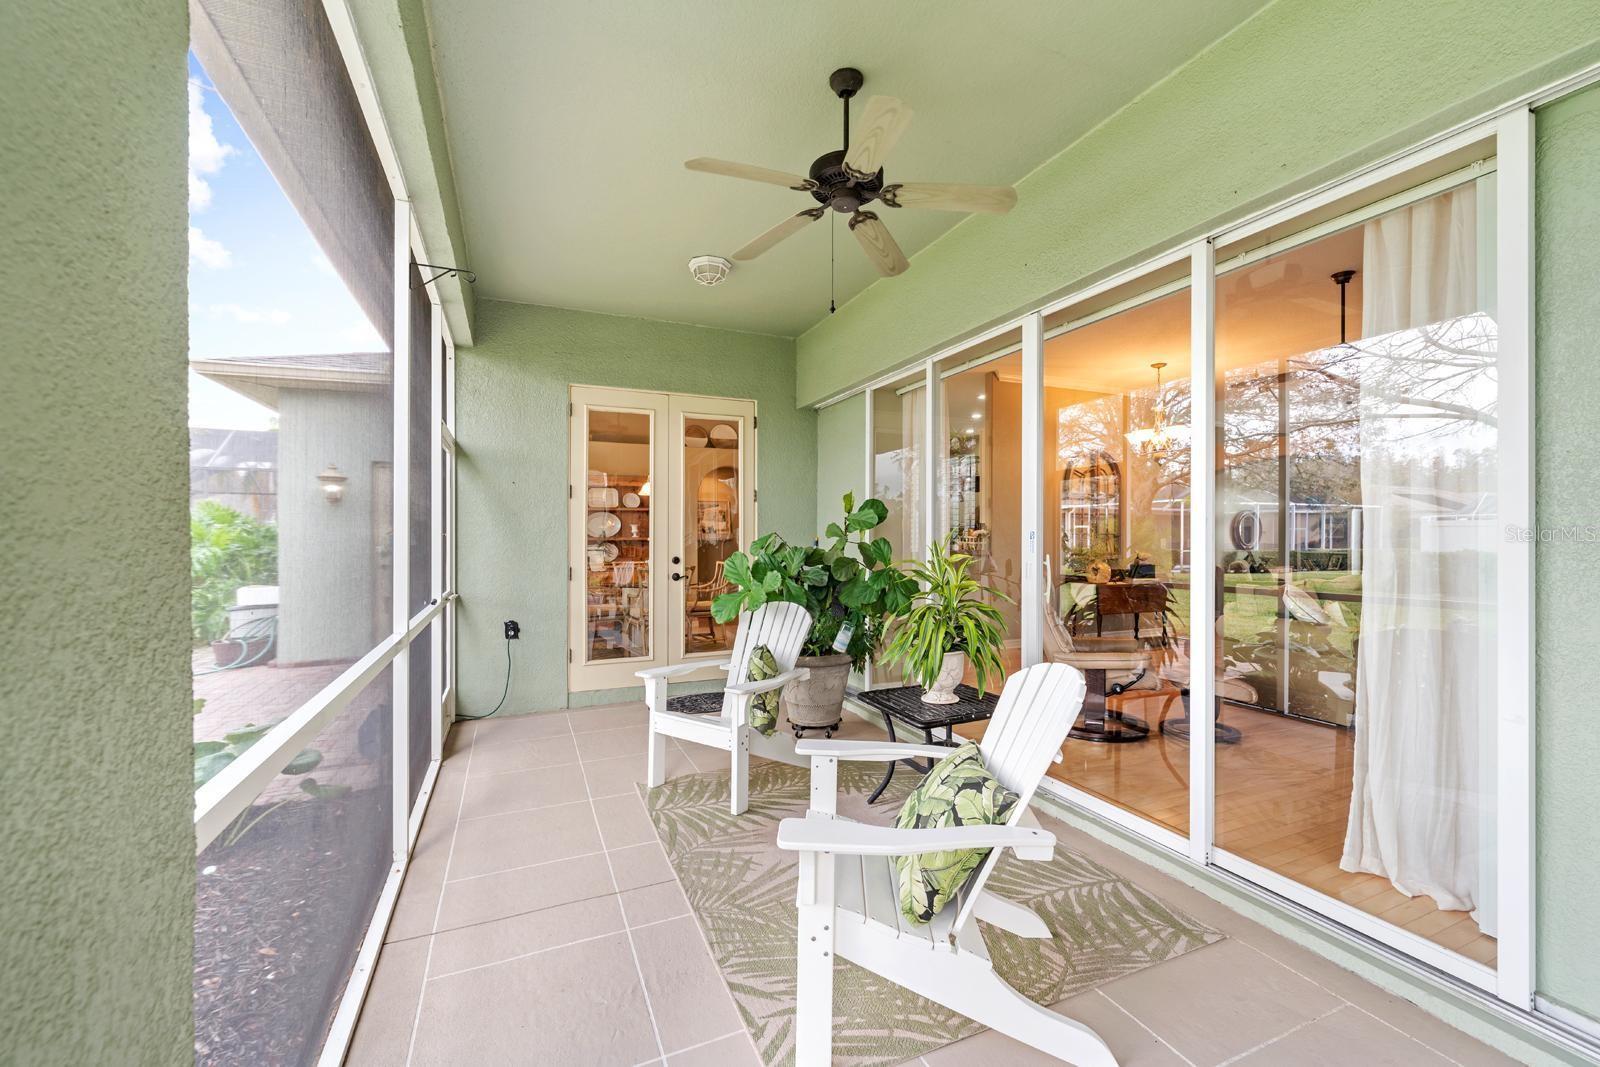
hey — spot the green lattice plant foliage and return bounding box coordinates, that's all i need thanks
[710,493,918,669]
[882,541,1012,696]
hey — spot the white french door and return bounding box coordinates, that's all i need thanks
[568,386,757,692]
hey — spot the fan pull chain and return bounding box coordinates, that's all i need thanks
[829,213,836,315]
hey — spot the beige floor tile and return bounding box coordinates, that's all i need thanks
[410,932,661,1065]
[459,761,588,820]
[594,791,658,849]
[576,724,651,761]
[1228,932,1519,1066]
[632,914,744,1054]
[1235,1004,1451,1065]
[675,738,731,773]
[437,851,615,931]
[569,703,647,733]
[466,733,580,776]
[446,800,602,879]
[619,879,690,926]
[385,800,461,942]
[583,747,694,798]
[920,987,1188,1067]
[471,710,572,743]
[666,1031,762,1066]
[428,893,626,977]
[442,719,474,756]
[1099,939,1342,1064]
[346,935,429,1066]
[609,840,677,892]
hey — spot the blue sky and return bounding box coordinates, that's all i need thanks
[187,52,385,430]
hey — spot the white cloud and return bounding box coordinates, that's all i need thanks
[338,317,385,349]
[188,79,235,212]
[209,303,290,325]
[188,226,232,268]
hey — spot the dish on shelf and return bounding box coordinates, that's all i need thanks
[586,470,609,487]
[684,425,709,448]
[709,423,737,445]
[602,542,620,561]
[586,486,620,508]
[586,511,622,539]
[621,492,641,508]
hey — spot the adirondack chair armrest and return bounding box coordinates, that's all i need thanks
[636,661,729,681]
[776,816,1055,861]
[723,667,810,697]
[795,738,957,762]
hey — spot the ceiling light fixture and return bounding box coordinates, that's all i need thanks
[688,255,732,286]
[970,411,982,420]
[1124,362,1188,457]
[977,392,986,400]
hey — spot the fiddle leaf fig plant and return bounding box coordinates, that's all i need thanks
[711,493,917,670]
[883,541,1012,696]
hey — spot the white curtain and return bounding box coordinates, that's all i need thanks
[1340,184,1498,923]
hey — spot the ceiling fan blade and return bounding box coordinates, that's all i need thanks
[732,207,827,261]
[685,157,817,191]
[843,96,914,180]
[849,211,909,277]
[880,182,1017,214]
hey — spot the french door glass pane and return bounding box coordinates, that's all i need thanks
[938,327,1023,691]
[681,415,742,655]
[1213,180,1498,967]
[1040,283,1192,835]
[585,409,652,662]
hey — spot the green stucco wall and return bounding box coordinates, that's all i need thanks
[1534,83,1600,1024]
[1,2,194,1062]
[455,300,815,712]
[795,0,1600,406]
[816,394,867,533]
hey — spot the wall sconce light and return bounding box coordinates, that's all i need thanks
[317,464,348,504]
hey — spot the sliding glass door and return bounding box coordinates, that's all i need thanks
[1211,175,1500,969]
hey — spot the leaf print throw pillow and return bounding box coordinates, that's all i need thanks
[893,742,1020,925]
[744,644,783,737]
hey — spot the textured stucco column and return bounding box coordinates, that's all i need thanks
[0,2,194,1062]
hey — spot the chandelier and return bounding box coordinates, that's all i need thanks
[1123,361,1188,456]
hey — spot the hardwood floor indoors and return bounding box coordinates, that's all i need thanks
[956,656,1497,968]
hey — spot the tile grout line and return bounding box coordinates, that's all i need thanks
[638,1026,747,1064]
[1342,1001,1468,1066]
[569,713,669,1064]
[1214,1004,1343,1067]
[403,718,477,1067]
[386,876,682,947]
[1093,987,1199,1067]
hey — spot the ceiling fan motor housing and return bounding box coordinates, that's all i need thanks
[809,149,884,212]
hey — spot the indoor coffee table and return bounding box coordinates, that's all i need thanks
[853,684,999,803]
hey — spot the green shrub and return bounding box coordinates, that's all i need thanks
[191,500,278,643]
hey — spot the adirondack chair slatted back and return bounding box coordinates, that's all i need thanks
[721,601,813,720]
[950,661,1086,936]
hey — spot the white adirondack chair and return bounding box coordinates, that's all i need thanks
[638,600,813,815]
[776,662,1117,1067]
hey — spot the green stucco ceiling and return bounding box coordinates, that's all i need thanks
[424,0,1270,336]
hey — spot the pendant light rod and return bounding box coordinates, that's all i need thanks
[1332,269,1357,344]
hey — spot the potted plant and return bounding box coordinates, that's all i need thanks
[711,493,917,734]
[882,541,1011,703]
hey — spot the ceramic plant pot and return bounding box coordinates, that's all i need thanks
[921,650,966,704]
[784,653,852,735]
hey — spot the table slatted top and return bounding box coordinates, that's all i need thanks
[855,685,998,729]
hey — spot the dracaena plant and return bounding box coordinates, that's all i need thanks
[882,541,1012,696]
[710,493,918,670]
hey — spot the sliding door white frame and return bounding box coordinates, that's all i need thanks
[823,104,1539,1013]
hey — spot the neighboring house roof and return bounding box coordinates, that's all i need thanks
[191,352,391,409]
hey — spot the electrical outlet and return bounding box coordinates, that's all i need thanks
[504,620,521,641]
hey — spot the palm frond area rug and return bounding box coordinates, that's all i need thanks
[642,760,1223,1066]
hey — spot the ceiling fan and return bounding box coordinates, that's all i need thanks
[685,67,1018,278]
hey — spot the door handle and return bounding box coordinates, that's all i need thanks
[671,571,685,581]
